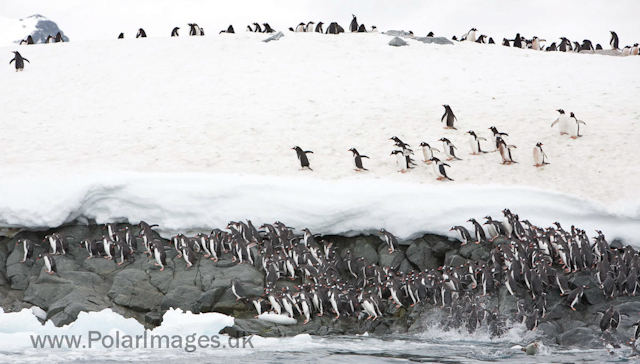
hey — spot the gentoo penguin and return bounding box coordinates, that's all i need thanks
[465,131,487,155]
[631,43,639,55]
[16,239,35,263]
[441,105,457,129]
[390,150,409,173]
[475,35,487,44]
[429,157,453,181]
[419,142,439,163]
[581,40,594,51]
[45,35,54,43]
[450,226,472,245]
[439,138,462,161]
[171,27,180,37]
[546,42,557,51]
[349,15,358,33]
[292,146,313,170]
[567,285,586,311]
[251,297,267,317]
[136,28,147,38]
[488,126,508,152]
[118,33,124,39]
[315,22,324,33]
[55,32,64,42]
[568,112,586,139]
[348,148,370,171]
[37,254,57,275]
[550,109,569,135]
[80,238,100,259]
[230,279,247,301]
[295,23,306,32]
[371,26,378,33]
[596,44,603,50]
[262,24,273,33]
[9,51,30,71]
[252,23,262,33]
[26,35,34,44]
[533,143,549,167]
[531,36,545,50]
[379,229,400,253]
[188,23,203,36]
[305,22,315,32]
[502,38,510,46]
[610,31,619,50]
[116,242,133,266]
[247,25,254,32]
[150,240,167,271]
[558,37,571,52]
[622,46,631,56]
[465,28,477,42]
[357,24,367,33]
[182,245,196,268]
[496,137,516,164]
[488,37,495,44]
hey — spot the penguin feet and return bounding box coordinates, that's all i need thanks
[47,271,54,275]
[117,262,123,266]
[160,267,165,271]
[20,260,25,263]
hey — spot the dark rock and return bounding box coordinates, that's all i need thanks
[108,269,163,312]
[556,327,600,347]
[414,36,454,45]
[161,286,203,312]
[406,239,440,270]
[353,237,379,265]
[388,37,408,47]
[444,252,467,267]
[193,287,227,313]
[377,245,405,269]
[145,311,163,327]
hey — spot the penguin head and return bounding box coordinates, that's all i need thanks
[570,112,576,118]
[439,137,450,143]
[536,142,543,147]
[419,142,429,147]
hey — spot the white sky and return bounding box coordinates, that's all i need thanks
[2,0,640,45]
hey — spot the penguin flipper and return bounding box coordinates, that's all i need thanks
[578,120,587,125]
[551,119,559,127]
[304,151,314,154]
[478,137,487,141]
[361,155,370,159]
[432,148,441,152]
[10,59,15,64]
[24,58,29,63]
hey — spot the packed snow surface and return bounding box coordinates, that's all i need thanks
[0,32,638,240]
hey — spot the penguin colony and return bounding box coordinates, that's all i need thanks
[293,105,585,180]
[13,212,640,344]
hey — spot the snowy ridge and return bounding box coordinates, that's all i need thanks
[0,173,638,244]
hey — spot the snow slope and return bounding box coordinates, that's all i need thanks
[0,33,638,240]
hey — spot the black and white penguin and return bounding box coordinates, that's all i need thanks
[466,131,487,155]
[632,43,639,55]
[252,23,262,33]
[610,31,619,50]
[80,238,100,259]
[45,35,55,43]
[450,226,472,245]
[9,51,30,71]
[512,33,523,48]
[102,236,115,260]
[581,39,594,51]
[171,27,180,37]
[475,35,487,44]
[465,28,477,42]
[488,37,495,44]
[118,32,124,39]
[251,297,267,317]
[116,242,133,266]
[37,254,57,275]
[292,146,313,170]
[546,42,557,51]
[295,23,306,32]
[441,105,457,129]
[150,240,167,271]
[247,25,254,32]
[496,137,516,164]
[305,22,315,32]
[467,218,487,245]
[181,245,196,268]
[419,142,439,163]
[439,138,462,161]
[488,126,508,152]
[189,23,203,36]
[390,150,409,173]
[262,24,273,33]
[567,285,586,311]
[551,109,569,135]
[357,24,367,33]
[595,44,602,50]
[533,142,549,167]
[569,112,586,139]
[16,239,34,263]
[55,32,64,42]
[136,28,147,38]
[371,25,378,33]
[26,35,34,44]
[531,36,545,50]
[502,38,510,46]
[349,15,358,33]
[379,229,400,253]
[429,157,453,181]
[230,279,246,300]
[622,46,631,56]
[315,22,324,33]
[348,148,370,171]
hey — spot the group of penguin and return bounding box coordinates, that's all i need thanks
[292,105,586,180]
[14,211,640,346]
[18,32,65,45]
[288,15,377,34]
[455,28,639,55]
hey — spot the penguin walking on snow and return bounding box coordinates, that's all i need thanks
[419,142,439,163]
[439,138,462,161]
[37,254,57,275]
[118,33,124,39]
[349,15,358,32]
[496,137,517,164]
[430,157,453,181]
[488,126,508,152]
[348,148,370,171]
[9,51,29,71]
[292,146,313,170]
[390,150,411,173]
[569,112,586,139]
[551,109,569,135]
[533,143,549,167]
[466,131,487,155]
[136,28,147,38]
[171,27,180,37]
[441,105,457,129]
[610,31,619,50]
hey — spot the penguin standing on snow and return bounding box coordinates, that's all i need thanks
[262,24,274,33]
[295,23,306,32]
[429,157,453,181]
[488,126,508,152]
[569,112,586,139]
[118,33,124,39]
[466,131,487,155]
[610,31,619,50]
[496,137,517,165]
[315,22,324,33]
[441,105,457,129]
[465,28,477,42]
[55,32,65,42]
[37,254,57,275]
[136,28,147,38]
[419,142,440,163]
[439,138,462,161]
[348,148,370,171]
[533,143,549,167]
[550,109,569,135]
[292,146,313,170]
[171,27,180,37]
[9,51,30,71]
[349,15,358,32]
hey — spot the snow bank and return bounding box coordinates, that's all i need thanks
[0,172,637,244]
